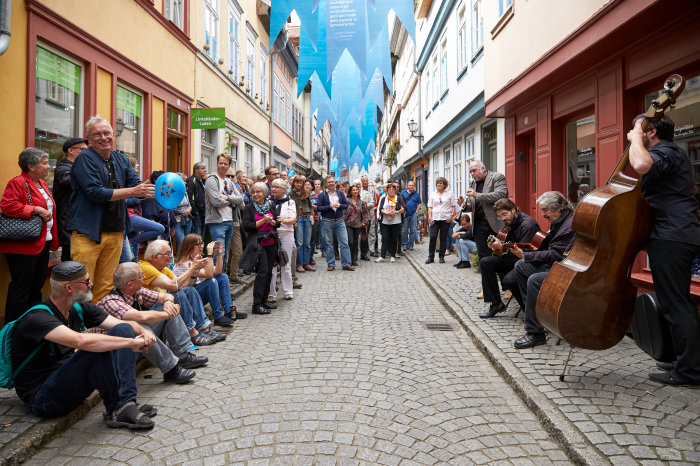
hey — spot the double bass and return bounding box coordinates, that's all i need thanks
[535,74,685,351]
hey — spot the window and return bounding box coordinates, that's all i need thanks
[292,104,304,145]
[260,152,267,172]
[167,108,185,134]
[228,2,241,81]
[466,133,475,161]
[472,0,483,55]
[565,115,595,203]
[227,130,239,170]
[259,45,267,105]
[246,26,257,98]
[440,36,448,94]
[34,45,82,187]
[166,0,184,30]
[454,141,463,195]
[444,148,451,188]
[457,3,468,73]
[432,152,440,187]
[204,0,219,59]
[431,54,439,105]
[286,89,292,133]
[273,75,280,123]
[115,85,143,174]
[424,69,431,111]
[497,0,512,18]
[245,143,253,170]
[201,129,217,173]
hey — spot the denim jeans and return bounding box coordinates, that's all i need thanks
[322,219,351,268]
[455,238,477,261]
[402,213,418,248]
[119,233,133,263]
[446,220,456,249]
[173,287,212,331]
[29,324,136,417]
[318,218,327,253]
[295,215,312,266]
[142,315,192,373]
[207,221,233,266]
[174,215,193,255]
[192,214,206,237]
[194,274,233,320]
[128,215,165,261]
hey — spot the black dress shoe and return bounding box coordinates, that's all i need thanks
[648,371,699,386]
[252,305,271,315]
[479,302,507,318]
[178,351,208,369]
[455,261,471,269]
[438,257,445,264]
[234,310,248,320]
[163,365,196,384]
[214,315,234,327]
[513,333,547,349]
[656,360,675,372]
[360,255,370,261]
[263,302,277,310]
[425,258,434,264]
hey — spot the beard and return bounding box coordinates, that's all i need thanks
[72,288,94,304]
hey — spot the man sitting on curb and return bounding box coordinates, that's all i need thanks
[11,261,157,429]
[94,263,209,383]
[139,240,226,347]
[451,213,477,269]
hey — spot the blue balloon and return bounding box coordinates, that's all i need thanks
[288,170,295,176]
[155,172,186,210]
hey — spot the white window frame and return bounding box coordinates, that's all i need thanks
[272,75,280,123]
[259,44,268,105]
[286,89,292,133]
[432,152,440,188]
[453,140,463,196]
[497,0,513,18]
[246,25,257,98]
[444,147,451,188]
[431,54,439,105]
[457,2,468,74]
[166,0,185,30]
[472,0,483,57]
[228,1,241,81]
[466,133,475,163]
[204,0,219,59]
[440,35,448,95]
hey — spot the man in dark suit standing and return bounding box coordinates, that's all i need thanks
[462,160,508,261]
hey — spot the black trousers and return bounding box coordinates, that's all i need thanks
[514,260,550,335]
[428,220,450,259]
[647,239,700,382]
[480,253,522,307]
[4,243,51,324]
[473,219,496,261]
[252,244,277,306]
[346,226,361,263]
[310,217,319,258]
[380,223,402,258]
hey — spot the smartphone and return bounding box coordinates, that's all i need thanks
[212,242,220,257]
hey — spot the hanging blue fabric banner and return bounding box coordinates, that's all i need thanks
[325,0,367,80]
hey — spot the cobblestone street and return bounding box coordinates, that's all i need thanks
[24,249,569,465]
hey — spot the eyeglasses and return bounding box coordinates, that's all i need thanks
[90,131,113,138]
[157,251,173,257]
[197,242,204,247]
[269,172,279,177]
[226,175,235,179]
[69,278,92,286]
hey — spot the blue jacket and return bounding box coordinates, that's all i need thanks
[316,189,348,220]
[401,189,422,216]
[68,148,142,242]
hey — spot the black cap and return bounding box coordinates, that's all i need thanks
[51,261,88,281]
[62,137,88,154]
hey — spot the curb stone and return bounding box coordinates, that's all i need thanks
[404,251,607,465]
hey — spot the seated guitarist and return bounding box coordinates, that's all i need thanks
[479,198,540,318]
[512,191,575,349]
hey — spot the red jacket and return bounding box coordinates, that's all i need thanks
[0,173,59,255]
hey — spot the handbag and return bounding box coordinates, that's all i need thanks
[277,248,288,267]
[0,178,44,241]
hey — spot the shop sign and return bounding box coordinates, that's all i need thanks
[191,108,226,129]
[36,46,81,94]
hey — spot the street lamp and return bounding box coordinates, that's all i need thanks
[408,118,429,198]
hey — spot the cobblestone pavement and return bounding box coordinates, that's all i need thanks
[405,243,700,464]
[24,252,570,465]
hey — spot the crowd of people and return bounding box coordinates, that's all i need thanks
[0,112,698,431]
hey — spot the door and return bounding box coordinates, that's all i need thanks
[527,135,537,218]
[167,136,183,173]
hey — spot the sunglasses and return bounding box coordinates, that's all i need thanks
[226,175,235,179]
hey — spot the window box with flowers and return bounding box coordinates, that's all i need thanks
[385,138,400,167]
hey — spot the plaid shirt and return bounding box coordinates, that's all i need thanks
[91,288,161,334]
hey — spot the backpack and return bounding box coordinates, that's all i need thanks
[1,303,84,389]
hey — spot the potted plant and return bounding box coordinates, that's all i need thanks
[385,138,400,166]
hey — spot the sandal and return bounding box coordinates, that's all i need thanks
[103,403,157,421]
[105,401,154,430]
[191,332,214,346]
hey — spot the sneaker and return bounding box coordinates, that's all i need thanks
[267,296,277,303]
[375,257,385,262]
[178,351,208,369]
[284,294,293,300]
[390,257,395,263]
[214,315,234,327]
[163,365,196,384]
[204,328,227,343]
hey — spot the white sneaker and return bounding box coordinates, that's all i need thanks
[375,257,385,262]
[390,257,395,263]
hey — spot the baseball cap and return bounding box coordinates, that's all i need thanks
[62,137,88,153]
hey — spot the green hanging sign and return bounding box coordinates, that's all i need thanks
[191,108,226,129]
[117,86,142,118]
[36,46,81,94]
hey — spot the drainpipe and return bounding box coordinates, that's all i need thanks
[0,0,11,56]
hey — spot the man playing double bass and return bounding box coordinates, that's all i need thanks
[628,115,700,387]
[478,198,540,318]
[511,192,575,349]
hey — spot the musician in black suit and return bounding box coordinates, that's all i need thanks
[511,192,575,349]
[628,114,700,386]
[478,198,540,318]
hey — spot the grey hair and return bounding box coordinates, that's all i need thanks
[251,181,269,198]
[113,262,142,290]
[469,160,486,169]
[536,191,572,212]
[144,240,171,261]
[193,162,206,171]
[85,115,112,136]
[49,277,69,296]
[18,147,48,173]
[271,178,288,189]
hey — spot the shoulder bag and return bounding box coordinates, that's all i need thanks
[0,178,44,241]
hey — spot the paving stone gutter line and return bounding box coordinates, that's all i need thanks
[404,252,607,466]
[0,275,255,466]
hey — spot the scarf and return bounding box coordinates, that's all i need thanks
[273,196,290,215]
[253,198,272,216]
[387,194,397,209]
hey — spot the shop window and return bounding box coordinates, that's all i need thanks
[565,115,595,204]
[34,45,82,188]
[645,74,700,196]
[116,85,142,176]
[201,129,217,173]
